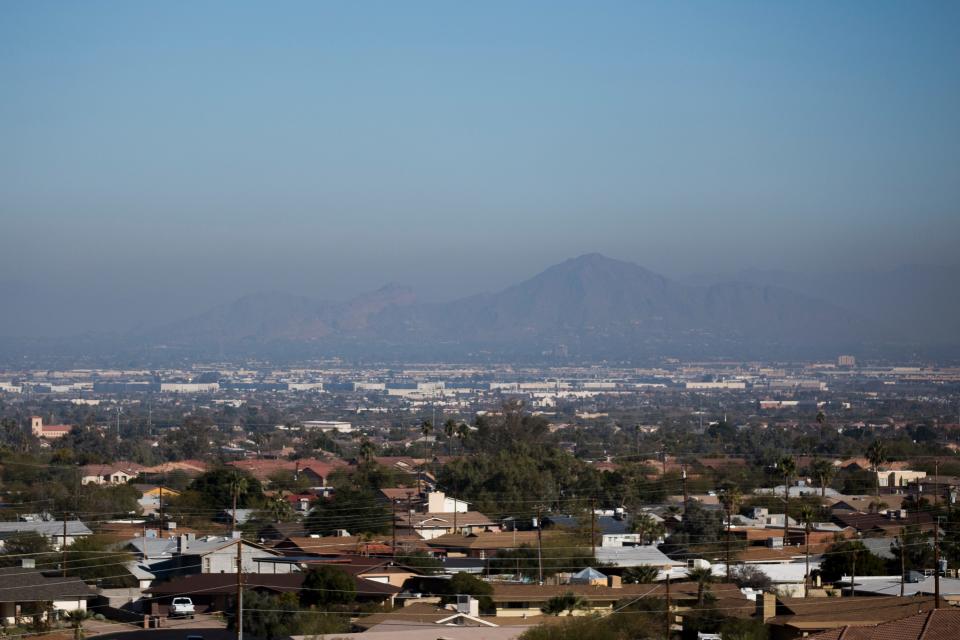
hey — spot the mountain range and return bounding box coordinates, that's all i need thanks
[139,253,953,361]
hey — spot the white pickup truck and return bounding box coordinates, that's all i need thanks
[169,597,195,618]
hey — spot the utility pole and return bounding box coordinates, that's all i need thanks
[62,515,68,577]
[116,406,122,441]
[850,545,857,598]
[590,498,597,558]
[681,467,688,512]
[934,516,942,608]
[536,506,544,585]
[158,476,164,539]
[391,499,397,559]
[236,538,244,640]
[664,572,671,640]
[934,459,940,507]
[899,529,905,597]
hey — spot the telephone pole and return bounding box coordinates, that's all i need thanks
[236,538,244,640]
[681,467,688,512]
[391,499,397,559]
[590,498,597,557]
[934,516,942,608]
[62,515,68,577]
[536,506,544,585]
[664,572,671,639]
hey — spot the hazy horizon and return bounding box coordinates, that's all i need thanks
[2,2,959,337]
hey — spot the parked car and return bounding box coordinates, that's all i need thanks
[170,597,195,618]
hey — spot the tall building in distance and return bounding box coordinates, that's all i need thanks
[837,355,856,367]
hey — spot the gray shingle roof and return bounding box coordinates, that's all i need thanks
[0,567,94,603]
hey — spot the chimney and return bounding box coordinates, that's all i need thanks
[177,533,193,553]
[608,575,622,589]
[756,592,776,621]
[427,491,447,513]
[456,595,479,617]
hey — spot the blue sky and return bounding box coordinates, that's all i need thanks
[1,2,958,334]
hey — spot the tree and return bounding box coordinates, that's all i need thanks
[300,565,356,608]
[441,572,495,613]
[731,565,773,591]
[541,592,586,616]
[443,418,457,456]
[866,440,887,501]
[777,455,797,542]
[63,535,137,587]
[357,437,376,464]
[630,513,665,545]
[306,485,391,536]
[0,532,54,568]
[810,458,836,498]
[189,467,262,512]
[622,566,659,584]
[519,616,619,640]
[688,566,714,606]
[819,540,887,582]
[395,550,443,575]
[891,525,933,574]
[65,609,90,640]
[229,470,249,530]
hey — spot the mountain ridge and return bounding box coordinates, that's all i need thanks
[145,253,903,358]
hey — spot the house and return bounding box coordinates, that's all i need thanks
[227,457,346,485]
[833,574,960,604]
[174,534,294,575]
[594,545,685,571]
[252,555,426,589]
[0,564,94,624]
[80,463,144,485]
[125,533,295,578]
[148,572,399,614]
[256,522,307,541]
[427,531,548,559]
[805,608,960,640]
[398,511,497,540]
[29,416,71,440]
[760,593,947,640]
[489,581,749,619]
[274,535,394,556]
[830,511,935,537]
[0,520,92,551]
[544,513,643,547]
[135,485,180,515]
[353,600,504,633]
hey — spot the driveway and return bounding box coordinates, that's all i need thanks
[86,613,231,640]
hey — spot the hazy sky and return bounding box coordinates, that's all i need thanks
[2,2,959,335]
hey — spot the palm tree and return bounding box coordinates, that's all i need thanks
[719,484,742,581]
[66,609,90,640]
[228,471,249,531]
[798,504,816,596]
[687,566,714,606]
[541,592,586,616]
[267,494,292,523]
[631,513,666,545]
[811,458,836,498]
[866,440,887,502]
[778,455,798,542]
[443,418,456,456]
[456,422,469,452]
[358,437,376,464]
